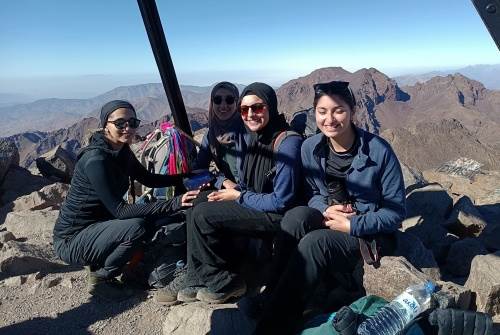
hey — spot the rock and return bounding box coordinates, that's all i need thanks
[60,277,75,289]
[363,256,431,301]
[465,252,500,317]
[42,276,61,289]
[27,271,44,282]
[394,231,441,281]
[9,182,69,212]
[0,231,16,243]
[433,281,471,310]
[35,145,75,183]
[406,184,454,224]
[0,139,19,185]
[445,238,488,277]
[3,209,58,244]
[28,282,42,295]
[401,215,458,263]
[4,275,27,287]
[401,163,427,193]
[445,196,487,238]
[481,224,500,252]
[0,240,62,276]
[163,302,255,335]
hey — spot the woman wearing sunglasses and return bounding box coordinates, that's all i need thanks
[252,81,406,334]
[192,81,246,190]
[155,82,303,305]
[53,100,199,300]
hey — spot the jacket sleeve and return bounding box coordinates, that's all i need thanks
[302,142,329,213]
[349,148,406,237]
[237,136,303,213]
[85,156,183,219]
[192,131,229,190]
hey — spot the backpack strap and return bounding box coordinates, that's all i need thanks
[264,130,302,179]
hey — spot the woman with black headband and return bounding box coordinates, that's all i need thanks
[253,81,406,334]
[53,100,199,300]
[155,82,303,305]
[192,81,247,189]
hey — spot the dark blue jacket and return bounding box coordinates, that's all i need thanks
[237,135,303,214]
[301,127,406,237]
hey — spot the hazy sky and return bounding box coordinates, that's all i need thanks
[0,0,499,99]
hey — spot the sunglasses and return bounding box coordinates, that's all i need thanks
[213,95,236,105]
[107,117,141,130]
[313,81,350,95]
[240,103,267,117]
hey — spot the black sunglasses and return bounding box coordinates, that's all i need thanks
[313,81,350,95]
[213,95,236,105]
[107,117,141,130]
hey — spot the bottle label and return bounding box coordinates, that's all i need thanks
[394,292,421,318]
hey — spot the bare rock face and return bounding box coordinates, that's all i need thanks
[400,163,427,194]
[0,166,52,207]
[3,209,58,244]
[162,302,254,335]
[445,196,487,238]
[8,182,69,212]
[363,256,431,301]
[465,252,500,317]
[0,240,62,276]
[35,145,75,183]
[445,238,488,277]
[0,139,19,185]
[394,231,441,281]
[406,184,453,224]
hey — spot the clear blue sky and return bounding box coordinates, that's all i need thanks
[0,0,498,98]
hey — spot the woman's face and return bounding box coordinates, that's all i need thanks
[104,107,138,146]
[212,87,237,121]
[315,94,353,139]
[240,94,270,132]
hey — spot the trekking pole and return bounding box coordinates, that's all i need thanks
[137,0,194,137]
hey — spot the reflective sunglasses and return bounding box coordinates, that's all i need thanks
[240,103,267,117]
[213,95,236,105]
[107,117,141,130]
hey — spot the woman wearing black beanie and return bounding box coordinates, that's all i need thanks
[53,100,199,300]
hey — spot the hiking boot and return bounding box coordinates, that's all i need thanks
[86,267,134,301]
[154,262,189,306]
[196,277,247,304]
[177,285,204,302]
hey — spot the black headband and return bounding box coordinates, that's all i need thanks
[100,100,136,127]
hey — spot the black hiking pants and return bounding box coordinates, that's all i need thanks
[186,200,282,292]
[256,206,361,335]
[54,218,147,279]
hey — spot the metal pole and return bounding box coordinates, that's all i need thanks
[137,0,193,137]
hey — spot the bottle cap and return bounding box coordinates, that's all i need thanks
[425,281,436,293]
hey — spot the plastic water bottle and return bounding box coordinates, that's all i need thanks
[357,281,435,335]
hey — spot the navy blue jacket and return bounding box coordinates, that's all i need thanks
[301,127,406,237]
[237,135,303,214]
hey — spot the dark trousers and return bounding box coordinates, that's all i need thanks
[256,206,361,335]
[54,218,147,279]
[186,200,282,292]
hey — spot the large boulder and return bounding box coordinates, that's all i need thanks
[394,231,440,281]
[433,281,472,310]
[406,184,453,224]
[0,240,62,276]
[363,256,431,301]
[0,166,52,206]
[0,139,19,185]
[480,223,500,252]
[401,163,427,194]
[465,252,500,317]
[445,238,488,277]
[8,182,69,212]
[445,196,487,238]
[3,209,58,244]
[163,302,254,335]
[35,145,75,183]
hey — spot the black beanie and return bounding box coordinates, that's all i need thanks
[100,100,136,128]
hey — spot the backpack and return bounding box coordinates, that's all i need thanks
[290,107,319,138]
[137,121,197,202]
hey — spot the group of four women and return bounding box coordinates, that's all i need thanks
[53,80,406,334]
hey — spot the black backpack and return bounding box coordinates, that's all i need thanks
[290,107,319,138]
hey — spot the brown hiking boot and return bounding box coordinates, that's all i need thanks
[86,266,134,301]
[196,277,247,304]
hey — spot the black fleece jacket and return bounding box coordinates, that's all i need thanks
[53,132,184,240]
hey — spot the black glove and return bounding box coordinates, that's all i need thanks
[332,306,366,335]
[428,308,493,335]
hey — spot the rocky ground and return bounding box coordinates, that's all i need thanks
[1,138,499,334]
